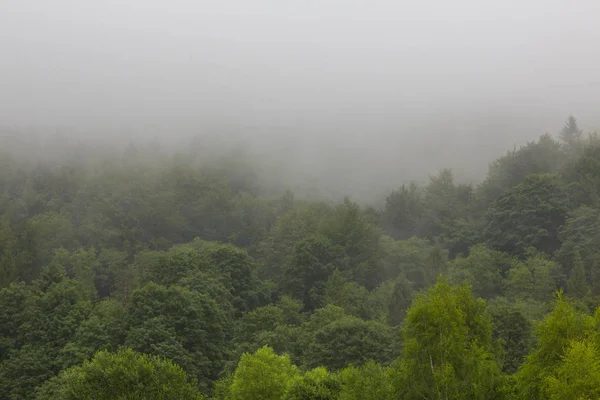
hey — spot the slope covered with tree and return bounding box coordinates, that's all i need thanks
[1,116,599,399]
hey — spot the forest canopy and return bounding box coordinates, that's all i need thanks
[1,116,600,399]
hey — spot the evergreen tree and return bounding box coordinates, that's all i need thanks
[559,115,583,153]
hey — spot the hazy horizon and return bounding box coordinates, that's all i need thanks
[2,0,600,201]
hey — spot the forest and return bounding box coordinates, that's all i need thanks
[1,116,600,399]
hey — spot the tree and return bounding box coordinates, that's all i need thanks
[143,240,270,315]
[96,248,133,302]
[141,245,210,287]
[34,348,205,400]
[300,305,394,371]
[542,339,600,400]
[566,252,590,300]
[477,134,565,206]
[126,282,229,391]
[211,373,234,400]
[379,236,444,289]
[23,211,76,281]
[506,253,560,302]
[484,174,569,256]
[559,115,583,153]
[0,266,92,399]
[228,193,275,251]
[0,283,30,362]
[164,162,234,243]
[0,219,20,287]
[283,367,341,400]
[441,217,484,259]
[338,361,394,400]
[229,346,299,400]
[257,203,330,280]
[324,269,377,320]
[230,299,304,366]
[319,198,383,289]
[422,169,460,239]
[448,244,511,299]
[380,182,425,240]
[515,293,594,399]
[394,278,503,400]
[487,299,532,373]
[56,299,126,369]
[387,274,413,326]
[188,240,271,313]
[51,247,98,299]
[282,234,341,311]
[558,206,600,294]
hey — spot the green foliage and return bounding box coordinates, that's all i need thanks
[562,142,600,206]
[126,282,229,390]
[1,120,598,399]
[380,235,445,289]
[319,198,383,289]
[97,248,134,302]
[448,244,511,299]
[478,134,565,205]
[34,348,205,400]
[301,309,394,370]
[211,373,234,400]
[283,367,341,400]
[324,269,380,320]
[57,299,126,369]
[228,192,276,251]
[514,293,595,399]
[0,282,30,361]
[140,246,207,287]
[338,361,394,400]
[51,247,98,299]
[257,204,330,279]
[386,274,413,325]
[142,240,270,314]
[559,116,584,154]
[487,299,532,374]
[190,240,271,313]
[380,182,425,240]
[24,212,76,280]
[422,169,464,239]
[506,253,561,302]
[229,346,299,400]
[441,216,484,259]
[0,344,57,400]
[0,219,21,287]
[0,270,92,399]
[283,234,342,311]
[566,252,591,300]
[558,206,600,294]
[484,173,569,255]
[542,339,600,400]
[395,278,503,400]
[230,299,303,365]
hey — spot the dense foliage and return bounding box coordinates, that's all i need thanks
[1,117,600,399]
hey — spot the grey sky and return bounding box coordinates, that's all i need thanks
[2,0,599,125]
[1,0,600,199]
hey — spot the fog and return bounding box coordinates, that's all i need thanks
[2,0,600,201]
